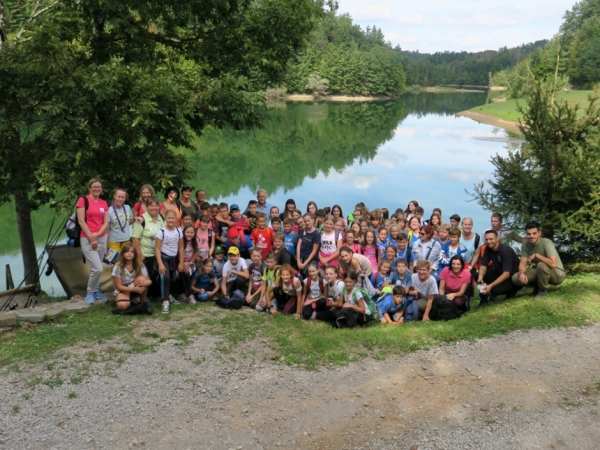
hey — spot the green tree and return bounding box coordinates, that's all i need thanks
[0,0,327,284]
[471,72,600,247]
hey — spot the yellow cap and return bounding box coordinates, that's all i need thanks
[227,246,240,256]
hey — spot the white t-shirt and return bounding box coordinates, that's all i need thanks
[344,288,371,315]
[272,277,302,296]
[303,277,323,299]
[320,231,337,253]
[327,279,345,300]
[222,258,248,283]
[157,227,181,257]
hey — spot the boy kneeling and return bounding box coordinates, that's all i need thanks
[378,286,406,325]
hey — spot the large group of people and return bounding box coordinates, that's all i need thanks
[75,180,566,327]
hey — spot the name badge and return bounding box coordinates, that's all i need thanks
[99,208,105,212]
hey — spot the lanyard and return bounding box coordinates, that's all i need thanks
[112,204,129,232]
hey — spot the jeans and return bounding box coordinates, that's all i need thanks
[80,235,107,295]
[196,292,210,302]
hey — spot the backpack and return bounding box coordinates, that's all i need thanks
[141,213,165,229]
[231,217,251,235]
[111,299,154,315]
[343,286,377,317]
[403,296,420,322]
[66,197,89,247]
[216,290,244,309]
[429,294,461,321]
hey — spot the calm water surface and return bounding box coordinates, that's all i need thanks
[0,92,513,296]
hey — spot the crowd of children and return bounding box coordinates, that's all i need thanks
[77,181,550,327]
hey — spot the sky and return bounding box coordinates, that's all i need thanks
[337,0,578,53]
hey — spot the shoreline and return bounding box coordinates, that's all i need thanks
[457,110,522,135]
[281,94,394,102]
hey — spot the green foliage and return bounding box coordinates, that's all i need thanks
[284,13,406,96]
[403,41,548,87]
[471,71,600,258]
[306,72,329,95]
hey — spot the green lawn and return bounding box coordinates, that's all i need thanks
[469,90,595,122]
[2,273,600,374]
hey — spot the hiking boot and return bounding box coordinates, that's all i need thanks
[85,293,96,305]
[94,291,107,302]
[169,295,181,305]
[187,295,196,304]
[161,302,169,314]
[534,290,548,300]
[178,293,187,303]
[532,287,539,297]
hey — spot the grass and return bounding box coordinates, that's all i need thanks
[468,90,595,122]
[1,274,600,373]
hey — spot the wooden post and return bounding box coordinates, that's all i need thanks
[5,264,14,290]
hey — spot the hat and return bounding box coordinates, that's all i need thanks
[227,246,240,256]
[230,204,240,212]
[228,228,240,238]
[214,246,224,254]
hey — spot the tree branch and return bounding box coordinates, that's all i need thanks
[14,1,58,43]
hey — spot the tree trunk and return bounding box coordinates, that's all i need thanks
[14,191,39,285]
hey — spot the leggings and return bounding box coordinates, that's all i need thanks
[81,235,108,295]
[302,298,328,319]
[158,256,178,302]
[272,290,299,314]
[178,271,193,297]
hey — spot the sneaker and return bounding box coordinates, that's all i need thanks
[85,293,95,304]
[161,302,169,314]
[94,291,107,302]
[178,293,187,302]
[169,295,181,305]
[534,290,548,300]
[187,295,196,305]
[310,311,317,320]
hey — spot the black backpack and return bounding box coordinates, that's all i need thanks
[65,197,89,247]
[430,294,462,321]
[216,295,243,310]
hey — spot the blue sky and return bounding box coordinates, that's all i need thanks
[337,0,577,53]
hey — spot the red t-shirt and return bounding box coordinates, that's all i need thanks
[76,196,109,237]
[250,227,274,259]
[439,268,471,293]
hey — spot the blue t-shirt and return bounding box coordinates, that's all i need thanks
[192,270,217,291]
[283,231,298,257]
[299,229,321,261]
[377,294,401,315]
[396,247,409,261]
[391,271,411,288]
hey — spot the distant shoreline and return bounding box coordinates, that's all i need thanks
[457,110,522,135]
[280,94,394,102]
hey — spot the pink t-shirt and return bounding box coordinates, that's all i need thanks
[439,268,471,293]
[76,196,109,237]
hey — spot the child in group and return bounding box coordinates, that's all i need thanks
[391,258,411,288]
[449,214,461,229]
[388,224,402,249]
[246,249,266,307]
[155,209,185,314]
[282,218,298,260]
[191,258,220,301]
[302,263,327,320]
[212,246,225,285]
[315,209,326,231]
[296,217,304,233]
[215,203,231,245]
[359,219,369,239]
[256,251,280,312]
[297,213,321,274]
[269,206,280,226]
[319,215,343,268]
[397,217,407,233]
[181,211,194,229]
[437,223,450,252]
[331,271,373,328]
[350,222,363,244]
[264,264,303,316]
[220,246,249,299]
[210,204,219,229]
[250,212,274,259]
[439,227,468,272]
[371,259,393,301]
[378,286,405,325]
[376,227,389,260]
[362,230,379,273]
[270,217,281,233]
[334,218,345,240]
[370,210,382,232]
[107,188,135,260]
[384,245,398,268]
[325,265,346,309]
[245,200,259,231]
[272,233,293,266]
[195,214,215,260]
[178,225,198,303]
[344,229,362,255]
[396,234,410,261]
[112,244,152,311]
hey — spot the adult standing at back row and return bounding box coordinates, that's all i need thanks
[77,178,110,304]
[252,189,273,214]
[511,221,566,299]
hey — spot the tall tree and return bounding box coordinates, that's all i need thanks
[0,0,328,284]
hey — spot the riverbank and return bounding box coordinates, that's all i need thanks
[457,110,522,134]
[283,94,394,102]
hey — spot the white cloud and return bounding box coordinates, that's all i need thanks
[444,170,488,183]
[397,14,424,25]
[317,167,380,190]
[349,4,393,21]
[394,126,416,138]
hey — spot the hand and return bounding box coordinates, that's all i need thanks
[177,263,185,273]
[245,294,252,304]
[447,293,455,301]
[258,298,266,308]
[422,315,430,322]
[199,289,205,294]
[480,285,490,295]
[519,273,529,284]
[293,313,301,318]
[527,253,537,264]
[342,304,352,309]
[158,264,166,275]
[134,285,145,294]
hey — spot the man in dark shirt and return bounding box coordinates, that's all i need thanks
[477,230,520,307]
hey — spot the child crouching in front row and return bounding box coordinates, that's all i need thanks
[112,244,152,311]
[378,286,405,325]
[191,258,220,301]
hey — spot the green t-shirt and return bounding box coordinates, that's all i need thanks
[521,238,563,271]
[132,212,166,258]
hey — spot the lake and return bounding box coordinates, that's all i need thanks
[0,92,515,297]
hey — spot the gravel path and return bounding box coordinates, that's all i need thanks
[1,321,599,449]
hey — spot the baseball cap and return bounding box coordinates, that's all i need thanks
[214,246,224,254]
[227,246,240,256]
[230,204,240,212]
[228,228,240,238]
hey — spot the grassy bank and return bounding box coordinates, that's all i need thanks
[1,274,600,374]
[468,90,594,122]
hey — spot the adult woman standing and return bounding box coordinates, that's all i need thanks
[460,217,480,267]
[133,184,163,219]
[132,197,165,298]
[438,255,470,311]
[409,225,442,276]
[162,186,182,227]
[404,200,418,220]
[178,186,196,219]
[77,179,110,304]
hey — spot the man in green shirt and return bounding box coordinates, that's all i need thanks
[511,220,566,299]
